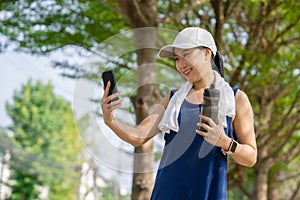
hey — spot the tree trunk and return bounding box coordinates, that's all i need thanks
[251,162,270,200]
[116,1,158,199]
[131,28,160,200]
[131,142,155,200]
[268,170,280,200]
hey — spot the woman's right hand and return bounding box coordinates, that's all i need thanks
[100,81,122,124]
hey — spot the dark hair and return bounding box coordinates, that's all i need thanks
[211,51,224,78]
[198,47,224,78]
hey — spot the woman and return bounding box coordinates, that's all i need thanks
[101,27,257,200]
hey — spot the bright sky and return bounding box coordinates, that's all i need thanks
[0,50,74,125]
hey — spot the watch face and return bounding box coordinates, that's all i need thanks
[230,140,237,153]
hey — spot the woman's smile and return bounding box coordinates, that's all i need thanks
[183,68,192,77]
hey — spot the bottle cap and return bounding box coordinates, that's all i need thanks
[203,84,220,97]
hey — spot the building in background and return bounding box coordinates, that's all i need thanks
[0,151,11,200]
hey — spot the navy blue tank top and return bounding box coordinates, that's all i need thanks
[151,88,238,200]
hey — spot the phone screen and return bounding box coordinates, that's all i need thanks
[102,70,119,102]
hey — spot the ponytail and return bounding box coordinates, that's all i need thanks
[212,51,224,78]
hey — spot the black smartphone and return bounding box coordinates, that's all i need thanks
[102,70,119,102]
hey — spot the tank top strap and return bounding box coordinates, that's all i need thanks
[170,89,177,99]
[232,87,239,96]
[169,89,181,127]
[230,87,239,140]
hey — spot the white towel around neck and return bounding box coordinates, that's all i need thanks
[158,70,235,133]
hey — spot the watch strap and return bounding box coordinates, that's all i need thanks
[222,138,238,155]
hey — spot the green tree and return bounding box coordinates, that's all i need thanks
[6,79,82,200]
[1,1,300,199]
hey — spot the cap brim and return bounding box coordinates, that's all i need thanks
[158,44,199,58]
[158,45,175,58]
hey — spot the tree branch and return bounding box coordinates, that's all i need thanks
[272,126,300,164]
[221,39,236,71]
[261,91,300,158]
[276,171,300,184]
[291,179,300,200]
[271,90,300,133]
[158,0,208,24]
[131,0,149,26]
[257,86,300,151]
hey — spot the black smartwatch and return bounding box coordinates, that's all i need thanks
[222,139,238,155]
[229,139,237,153]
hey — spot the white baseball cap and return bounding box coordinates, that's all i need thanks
[158,27,217,58]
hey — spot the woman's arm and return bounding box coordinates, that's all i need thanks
[229,90,257,167]
[101,81,169,147]
[196,89,257,167]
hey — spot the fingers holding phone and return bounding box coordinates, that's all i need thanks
[102,81,121,107]
[101,70,122,123]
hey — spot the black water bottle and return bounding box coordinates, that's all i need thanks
[199,84,220,132]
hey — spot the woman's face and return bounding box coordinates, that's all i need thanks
[173,47,212,83]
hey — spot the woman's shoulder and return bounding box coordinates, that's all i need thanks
[234,88,248,99]
[234,89,252,109]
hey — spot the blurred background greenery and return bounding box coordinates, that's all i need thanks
[0,0,300,199]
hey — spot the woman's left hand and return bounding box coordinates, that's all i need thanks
[196,115,229,148]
